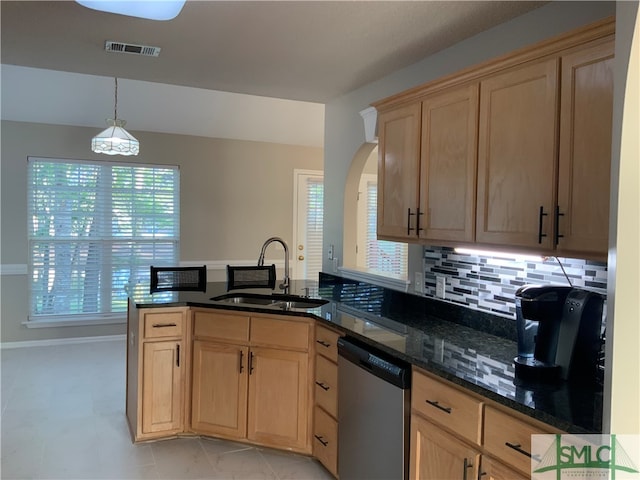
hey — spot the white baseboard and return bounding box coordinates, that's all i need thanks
[1,334,126,349]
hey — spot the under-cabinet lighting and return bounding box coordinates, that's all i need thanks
[454,247,544,262]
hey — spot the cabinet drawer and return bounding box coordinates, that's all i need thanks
[484,405,551,475]
[313,406,338,477]
[193,310,249,342]
[143,311,184,338]
[315,355,338,418]
[412,370,482,445]
[315,324,341,362]
[250,316,310,350]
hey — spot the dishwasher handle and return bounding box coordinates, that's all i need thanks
[338,336,410,389]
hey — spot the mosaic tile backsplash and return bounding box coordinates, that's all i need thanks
[422,247,608,319]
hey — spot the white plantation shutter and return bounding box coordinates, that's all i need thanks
[304,176,324,280]
[366,181,407,276]
[28,157,179,320]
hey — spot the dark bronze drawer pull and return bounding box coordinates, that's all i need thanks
[505,442,532,458]
[314,435,329,447]
[315,381,330,391]
[152,323,177,328]
[316,340,331,348]
[425,399,452,414]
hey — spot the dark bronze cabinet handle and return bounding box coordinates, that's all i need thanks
[176,344,180,367]
[425,399,452,414]
[153,323,177,328]
[463,457,473,480]
[538,206,548,244]
[249,351,254,374]
[315,381,330,391]
[316,340,331,348]
[416,207,424,234]
[407,208,416,235]
[239,350,244,373]
[555,205,565,245]
[314,435,329,447]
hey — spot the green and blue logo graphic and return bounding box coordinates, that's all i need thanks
[532,434,640,479]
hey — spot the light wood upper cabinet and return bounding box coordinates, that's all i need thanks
[374,19,614,259]
[420,83,479,243]
[377,84,479,244]
[191,340,248,439]
[377,102,422,240]
[557,39,614,256]
[476,58,559,250]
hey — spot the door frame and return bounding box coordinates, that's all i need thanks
[292,169,324,280]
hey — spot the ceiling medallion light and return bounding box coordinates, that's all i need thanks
[92,78,139,156]
[75,1,186,21]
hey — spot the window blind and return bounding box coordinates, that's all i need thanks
[27,157,179,320]
[304,176,324,280]
[366,181,408,276]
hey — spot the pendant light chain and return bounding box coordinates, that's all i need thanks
[114,77,119,121]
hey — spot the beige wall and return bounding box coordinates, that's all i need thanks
[606,2,640,434]
[0,121,323,343]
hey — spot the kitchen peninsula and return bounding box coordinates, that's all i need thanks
[126,272,603,477]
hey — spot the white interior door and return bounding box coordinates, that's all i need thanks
[292,170,324,281]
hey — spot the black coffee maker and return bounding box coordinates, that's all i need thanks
[514,285,604,383]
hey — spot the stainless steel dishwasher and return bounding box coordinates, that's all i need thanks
[338,336,411,480]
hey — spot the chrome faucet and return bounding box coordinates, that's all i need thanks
[258,237,290,294]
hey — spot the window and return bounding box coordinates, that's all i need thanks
[364,179,407,277]
[27,157,179,322]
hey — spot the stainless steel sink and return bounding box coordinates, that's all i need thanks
[211,293,328,310]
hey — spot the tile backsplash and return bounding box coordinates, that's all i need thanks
[423,246,608,319]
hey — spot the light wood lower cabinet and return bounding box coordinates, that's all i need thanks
[141,340,184,435]
[410,413,480,480]
[126,305,189,442]
[191,340,248,438]
[479,456,529,480]
[247,347,309,450]
[189,309,312,453]
[410,367,561,480]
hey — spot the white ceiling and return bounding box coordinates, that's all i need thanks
[1,1,546,146]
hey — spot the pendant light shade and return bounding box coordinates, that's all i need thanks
[92,78,139,156]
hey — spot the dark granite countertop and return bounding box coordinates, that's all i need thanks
[128,273,602,434]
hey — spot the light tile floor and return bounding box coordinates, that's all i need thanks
[1,339,334,479]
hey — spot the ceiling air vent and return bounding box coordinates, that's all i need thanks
[105,41,161,57]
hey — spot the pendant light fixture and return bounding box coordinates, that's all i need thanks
[92,78,139,156]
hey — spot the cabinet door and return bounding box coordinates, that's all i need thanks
[480,456,529,480]
[477,59,559,249]
[420,83,479,243]
[410,414,480,480]
[247,347,309,452]
[377,102,422,240]
[191,340,248,438]
[557,39,614,257]
[141,341,183,434]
